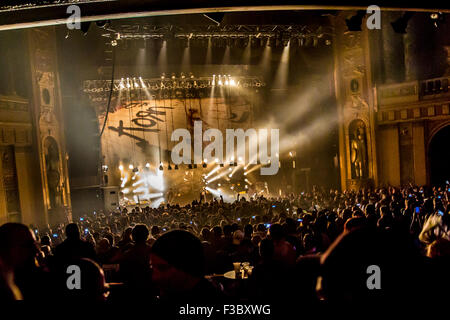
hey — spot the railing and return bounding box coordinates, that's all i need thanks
[377,75,450,107]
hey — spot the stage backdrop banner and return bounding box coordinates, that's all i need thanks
[100,94,254,206]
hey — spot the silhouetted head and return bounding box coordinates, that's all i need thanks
[60,258,108,301]
[151,230,204,294]
[0,223,39,271]
[65,223,80,240]
[132,224,149,244]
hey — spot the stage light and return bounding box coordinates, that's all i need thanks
[161,73,165,80]
[229,168,232,171]
[391,12,414,34]
[111,40,118,47]
[145,163,150,168]
[245,185,248,189]
[215,158,219,163]
[190,72,195,79]
[345,11,366,31]
[244,172,248,176]
[132,176,136,180]
[129,164,134,170]
[218,183,221,187]
[171,73,176,80]
[430,12,444,28]
[228,174,232,178]
[119,165,124,171]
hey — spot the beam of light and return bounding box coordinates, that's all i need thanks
[122,188,130,194]
[139,77,146,89]
[151,197,165,208]
[230,164,243,176]
[119,164,124,171]
[205,165,220,179]
[206,37,212,64]
[244,178,253,186]
[207,169,230,184]
[181,44,190,67]
[278,112,339,155]
[222,45,230,65]
[133,186,149,194]
[157,40,167,68]
[272,40,290,90]
[244,164,263,175]
[121,174,128,188]
[205,187,234,203]
[132,179,144,187]
[141,192,164,200]
[259,41,271,77]
[242,37,251,65]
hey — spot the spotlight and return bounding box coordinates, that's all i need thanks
[430,12,444,28]
[161,73,165,80]
[345,11,366,31]
[129,164,134,170]
[145,163,150,168]
[119,165,124,171]
[171,73,176,80]
[391,12,414,34]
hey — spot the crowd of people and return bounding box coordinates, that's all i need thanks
[1,184,449,308]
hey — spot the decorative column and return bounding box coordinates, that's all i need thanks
[27,27,72,225]
[332,12,378,191]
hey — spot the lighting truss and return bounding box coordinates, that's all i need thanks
[83,75,265,94]
[101,24,333,46]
